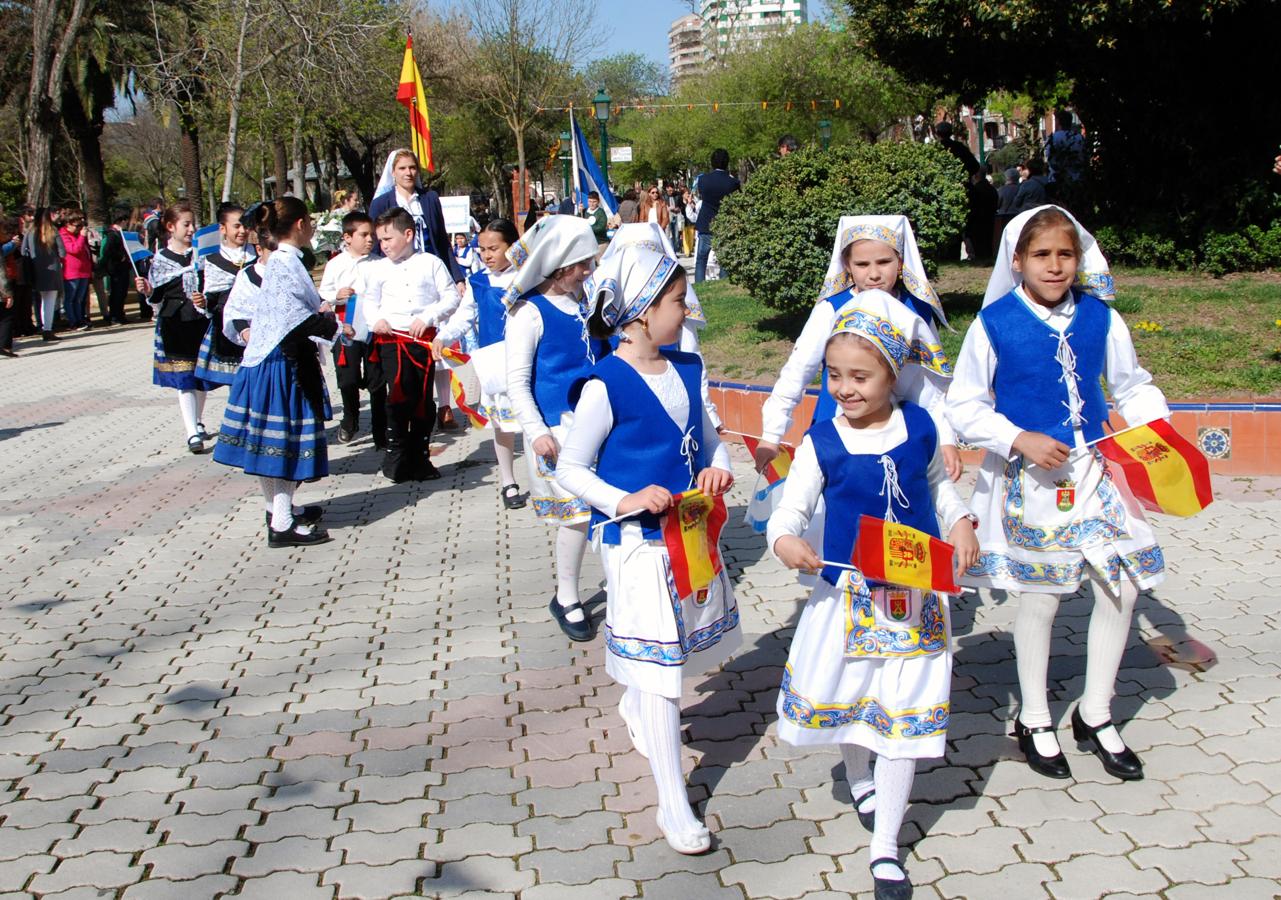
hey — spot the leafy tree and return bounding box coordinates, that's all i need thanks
[580,53,668,103]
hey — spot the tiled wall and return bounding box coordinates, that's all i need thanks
[708,382,1278,475]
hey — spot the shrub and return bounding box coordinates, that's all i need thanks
[713,143,968,314]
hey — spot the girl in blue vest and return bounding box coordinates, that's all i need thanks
[557,242,739,855]
[755,215,958,481]
[948,205,1171,783]
[505,215,607,641]
[434,219,526,509]
[769,291,978,899]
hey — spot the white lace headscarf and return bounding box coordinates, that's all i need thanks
[502,215,598,309]
[587,242,680,334]
[594,222,704,327]
[984,204,1114,307]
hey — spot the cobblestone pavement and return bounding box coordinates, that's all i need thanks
[2,323,1280,899]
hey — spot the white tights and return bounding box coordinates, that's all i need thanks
[628,688,704,837]
[841,744,914,879]
[1015,570,1139,754]
[177,389,207,439]
[555,523,588,623]
[39,291,57,331]
[493,431,518,487]
[258,477,313,533]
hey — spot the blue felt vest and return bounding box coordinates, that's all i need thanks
[469,272,508,348]
[584,351,707,544]
[811,402,940,586]
[979,288,1110,446]
[526,294,608,428]
[810,287,937,426]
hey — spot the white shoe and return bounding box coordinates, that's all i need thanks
[657,809,711,855]
[619,694,648,759]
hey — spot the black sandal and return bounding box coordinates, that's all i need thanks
[1013,718,1072,780]
[501,483,526,510]
[187,435,204,454]
[853,789,876,832]
[870,858,912,900]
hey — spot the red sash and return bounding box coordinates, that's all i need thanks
[371,329,436,417]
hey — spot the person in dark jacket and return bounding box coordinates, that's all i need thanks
[99,210,135,325]
[366,148,465,288]
[1013,158,1051,213]
[693,148,740,283]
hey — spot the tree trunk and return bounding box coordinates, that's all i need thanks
[271,139,288,199]
[514,126,527,219]
[25,117,56,208]
[335,138,376,209]
[325,142,338,202]
[306,138,324,208]
[290,123,305,199]
[179,109,204,223]
[25,0,90,207]
[61,81,109,226]
[221,0,251,202]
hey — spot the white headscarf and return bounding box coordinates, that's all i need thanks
[373,149,417,201]
[240,246,324,368]
[819,215,944,327]
[591,222,704,327]
[828,288,953,378]
[984,204,1114,308]
[502,215,599,308]
[587,242,680,333]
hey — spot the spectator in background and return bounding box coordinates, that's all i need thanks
[617,188,639,225]
[12,207,35,336]
[22,207,65,340]
[0,216,17,357]
[681,188,698,257]
[583,191,608,246]
[143,197,164,251]
[934,121,981,177]
[964,168,999,261]
[99,209,135,325]
[129,205,153,321]
[1013,157,1050,212]
[59,209,94,331]
[665,184,682,249]
[638,184,670,233]
[777,134,798,157]
[994,167,1021,251]
[694,148,740,283]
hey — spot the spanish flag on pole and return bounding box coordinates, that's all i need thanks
[1095,419,1213,517]
[438,347,488,429]
[853,515,960,595]
[397,35,434,173]
[740,435,793,485]
[662,490,729,598]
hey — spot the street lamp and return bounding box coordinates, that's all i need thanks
[558,130,573,206]
[818,119,832,150]
[593,87,612,188]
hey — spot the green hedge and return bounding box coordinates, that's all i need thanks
[1093,221,1281,277]
[713,143,968,315]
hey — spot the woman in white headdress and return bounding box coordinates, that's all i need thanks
[948,204,1169,784]
[755,215,959,481]
[213,197,353,548]
[556,241,740,856]
[769,290,977,897]
[504,214,608,642]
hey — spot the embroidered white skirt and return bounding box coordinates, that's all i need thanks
[601,527,742,700]
[963,449,1165,595]
[526,414,591,526]
[777,575,951,759]
[472,341,521,434]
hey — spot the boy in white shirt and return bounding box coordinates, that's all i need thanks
[363,207,460,483]
[319,212,385,448]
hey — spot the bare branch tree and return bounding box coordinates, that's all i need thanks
[25,0,92,205]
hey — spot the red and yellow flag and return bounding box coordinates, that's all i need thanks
[853,514,960,595]
[439,347,487,429]
[662,490,728,598]
[1095,419,1212,517]
[740,435,794,485]
[397,35,434,173]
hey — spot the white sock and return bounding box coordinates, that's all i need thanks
[1081,572,1139,753]
[841,744,875,812]
[271,483,308,532]
[259,476,278,512]
[195,390,207,428]
[1014,590,1064,757]
[555,523,588,623]
[494,431,517,487]
[434,369,452,407]
[620,686,647,757]
[869,756,914,879]
[177,390,200,439]
[637,690,704,836]
[40,291,57,329]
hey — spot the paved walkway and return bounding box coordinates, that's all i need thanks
[1,323,1280,899]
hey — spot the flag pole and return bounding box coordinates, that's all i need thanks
[1025,418,1162,469]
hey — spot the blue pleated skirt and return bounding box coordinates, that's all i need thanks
[213,346,332,481]
[194,320,242,388]
[152,318,206,390]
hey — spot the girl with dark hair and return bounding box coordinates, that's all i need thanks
[194,202,255,389]
[135,201,210,452]
[213,197,351,547]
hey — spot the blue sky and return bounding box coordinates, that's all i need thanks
[587,0,697,67]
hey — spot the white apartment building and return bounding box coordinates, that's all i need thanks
[668,14,707,85]
[700,0,808,59]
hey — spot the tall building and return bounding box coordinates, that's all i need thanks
[668,14,706,85]
[700,0,808,59]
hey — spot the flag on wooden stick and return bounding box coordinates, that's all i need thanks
[398,35,434,173]
[1095,419,1213,517]
[738,435,795,534]
[852,514,960,595]
[662,490,728,597]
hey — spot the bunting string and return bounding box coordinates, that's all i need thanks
[535,99,843,114]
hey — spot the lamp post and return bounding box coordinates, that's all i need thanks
[818,119,832,150]
[593,87,612,190]
[559,130,572,206]
[976,107,986,166]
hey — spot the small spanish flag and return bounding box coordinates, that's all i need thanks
[853,514,960,595]
[1095,419,1213,517]
[397,35,434,173]
[662,489,728,598]
[439,347,487,429]
[740,435,794,485]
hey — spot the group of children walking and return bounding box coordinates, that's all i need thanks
[140,151,1176,897]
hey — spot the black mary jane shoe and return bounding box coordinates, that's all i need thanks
[870,858,913,900]
[264,506,323,528]
[336,425,356,444]
[1013,718,1072,780]
[549,595,593,642]
[196,422,211,442]
[1072,707,1144,781]
[268,523,332,548]
[187,435,205,455]
[501,483,527,510]
[853,789,876,832]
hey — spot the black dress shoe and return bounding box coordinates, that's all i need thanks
[853,789,875,832]
[196,422,211,442]
[264,506,323,528]
[268,523,332,548]
[336,425,356,443]
[549,595,593,642]
[187,435,205,454]
[414,460,442,481]
[0,348,17,358]
[42,331,59,341]
[1013,718,1072,779]
[1072,707,1144,780]
[870,858,912,900]
[501,483,527,510]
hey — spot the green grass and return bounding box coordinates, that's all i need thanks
[697,265,1281,399]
